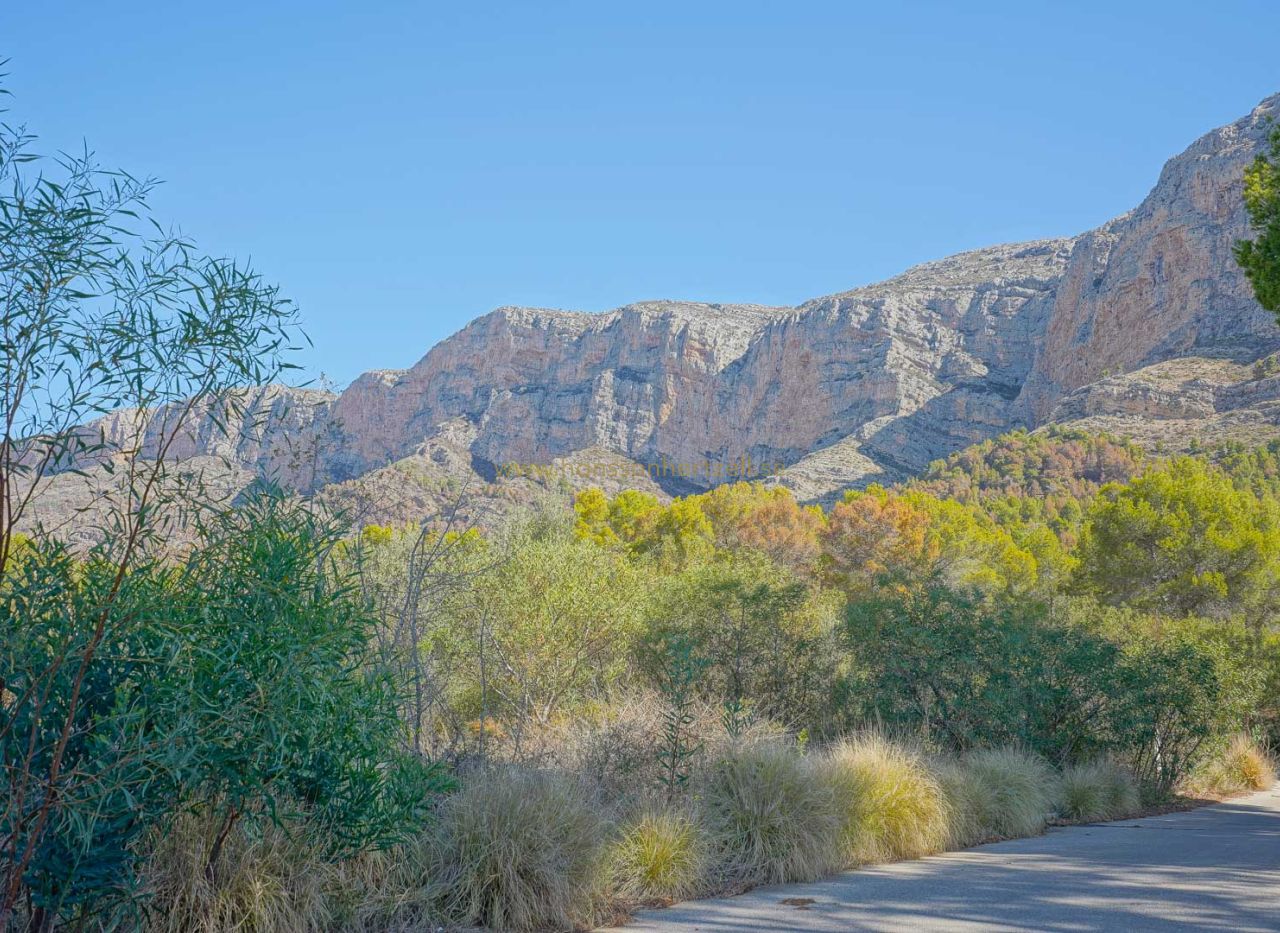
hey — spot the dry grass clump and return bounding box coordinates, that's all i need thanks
[141,810,341,933]
[948,747,1056,842]
[546,692,674,798]
[428,766,611,931]
[609,806,709,903]
[326,859,432,933]
[933,760,989,848]
[1186,735,1277,796]
[821,734,950,865]
[537,691,789,801]
[700,741,841,886]
[140,809,436,933]
[1057,760,1141,822]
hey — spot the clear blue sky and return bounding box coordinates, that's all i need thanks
[4,1,1278,387]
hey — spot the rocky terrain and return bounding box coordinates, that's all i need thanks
[21,92,1280,535]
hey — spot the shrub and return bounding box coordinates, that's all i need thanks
[700,741,840,886]
[639,551,842,732]
[609,808,708,903]
[465,527,644,727]
[651,633,711,801]
[1057,761,1140,822]
[3,551,178,921]
[553,692,668,799]
[953,748,1056,841]
[842,581,1131,762]
[1186,735,1277,796]
[162,493,446,865]
[821,735,949,865]
[1120,629,1260,795]
[0,84,304,926]
[3,494,444,927]
[429,768,610,931]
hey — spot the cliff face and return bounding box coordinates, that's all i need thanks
[314,239,1070,500]
[1017,95,1280,423]
[59,386,338,489]
[320,302,792,485]
[41,92,1280,523]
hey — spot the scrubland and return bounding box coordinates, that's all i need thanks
[6,95,1279,932]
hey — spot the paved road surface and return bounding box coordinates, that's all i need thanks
[609,786,1280,932]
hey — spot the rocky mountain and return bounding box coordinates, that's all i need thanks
[23,92,1280,535]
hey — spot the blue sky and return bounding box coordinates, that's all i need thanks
[4,1,1278,387]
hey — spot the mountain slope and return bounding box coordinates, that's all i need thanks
[27,92,1280,534]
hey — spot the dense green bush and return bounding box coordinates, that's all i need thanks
[1117,628,1262,795]
[160,492,446,859]
[841,577,1265,790]
[2,546,179,919]
[1,494,448,926]
[843,581,1129,761]
[639,550,842,733]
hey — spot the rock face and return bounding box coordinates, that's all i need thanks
[300,238,1077,505]
[36,92,1280,524]
[1017,95,1280,422]
[1043,356,1280,455]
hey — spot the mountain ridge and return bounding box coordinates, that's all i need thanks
[23,92,1280,535]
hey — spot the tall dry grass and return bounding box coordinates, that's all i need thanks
[142,811,365,933]
[1185,734,1277,796]
[141,809,443,933]
[427,767,611,931]
[700,741,842,886]
[1057,760,1141,822]
[821,734,950,865]
[941,748,1056,844]
[934,760,989,849]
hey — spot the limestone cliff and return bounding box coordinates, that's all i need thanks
[1017,94,1280,422]
[31,92,1280,530]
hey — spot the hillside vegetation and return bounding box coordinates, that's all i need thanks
[12,400,1280,929]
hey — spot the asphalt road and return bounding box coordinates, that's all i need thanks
[609,786,1280,932]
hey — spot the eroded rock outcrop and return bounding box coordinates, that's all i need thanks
[34,92,1280,529]
[1017,95,1280,421]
